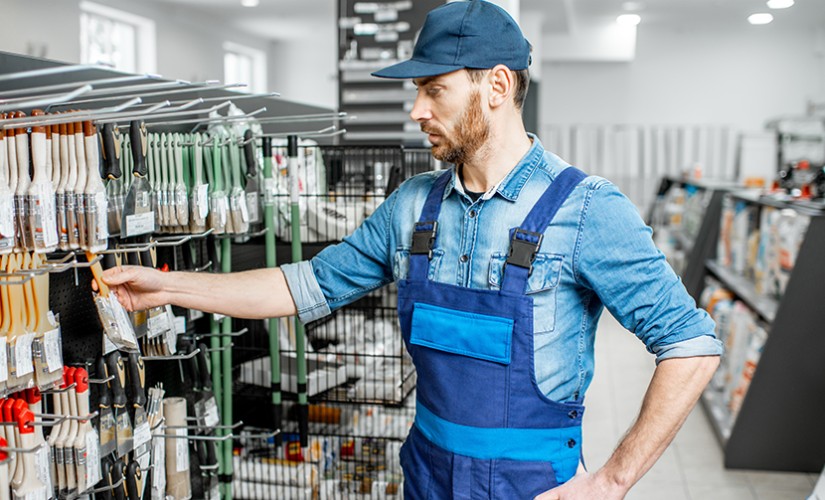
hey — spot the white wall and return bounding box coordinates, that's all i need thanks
[0,0,271,86]
[542,23,825,134]
[267,24,338,109]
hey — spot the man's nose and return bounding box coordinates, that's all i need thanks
[410,93,432,123]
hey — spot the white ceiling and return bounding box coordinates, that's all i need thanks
[151,0,825,42]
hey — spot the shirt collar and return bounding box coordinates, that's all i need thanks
[443,133,546,202]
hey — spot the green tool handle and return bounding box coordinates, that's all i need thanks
[221,145,232,193]
[220,237,234,498]
[229,138,242,190]
[204,141,215,188]
[287,135,308,447]
[193,134,204,186]
[262,138,282,444]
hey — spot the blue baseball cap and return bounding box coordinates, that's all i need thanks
[372,0,531,79]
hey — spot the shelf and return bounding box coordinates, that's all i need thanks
[705,260,778,323]
[729,190,825,217]
[342,88,415,104]
[701,390,732,445]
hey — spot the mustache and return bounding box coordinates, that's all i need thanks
[421,125,444,135]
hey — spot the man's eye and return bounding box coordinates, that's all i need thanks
[427,88,442,96]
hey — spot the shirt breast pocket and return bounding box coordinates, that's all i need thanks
[394,247,444,281]
[488,253,563,334]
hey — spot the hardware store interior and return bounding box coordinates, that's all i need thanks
[1,0,825,498]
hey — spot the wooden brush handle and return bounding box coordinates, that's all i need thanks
[85,252,109,297]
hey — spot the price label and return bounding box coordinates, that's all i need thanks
[0,337,8,382]
[173,314,186,335]
[195,184,209,219]
[134,421,152,454]
[175,428,190,472]
[86,428,101,487]
[14,332,36,377]
[246,192,260,223]
[35,445,53,495]
[147,312,170,339]
[125,211,155,237]
[151,436,166,500]
[203,397,220,428]
[263,178,278,206]
[43,328,63,373]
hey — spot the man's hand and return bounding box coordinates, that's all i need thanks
[97,265,168,312]
[534,471,626,500]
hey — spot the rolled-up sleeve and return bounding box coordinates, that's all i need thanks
[281,261,331,324]
[575,180,724,362]
[281,188,402,324]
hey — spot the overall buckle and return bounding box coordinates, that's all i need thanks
[505,228,543,276]
[411,221,438,259]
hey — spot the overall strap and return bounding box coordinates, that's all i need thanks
[501,167,587,294]
[409,170,453,281]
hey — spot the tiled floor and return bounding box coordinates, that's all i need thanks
[585,313,818,500]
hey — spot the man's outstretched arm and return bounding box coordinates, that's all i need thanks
[102,266,298,320]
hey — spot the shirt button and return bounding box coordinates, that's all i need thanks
[567,439,577,448]
[468,209,477,218]
[460,254,469,263]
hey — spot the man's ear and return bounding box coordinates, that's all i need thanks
[487,64,514,109]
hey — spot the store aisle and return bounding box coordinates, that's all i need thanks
[584,313,817,500]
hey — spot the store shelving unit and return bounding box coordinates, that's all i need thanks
[652,176,825,472]
[648,176,737,298]
[705,193,825,472]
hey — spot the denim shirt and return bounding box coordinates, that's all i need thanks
[282,136,723,403]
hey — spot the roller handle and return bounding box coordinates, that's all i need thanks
[104,352,127,409]
[125,352,146,409]
[127,121,147,178]
[196,343,212,392]
[242,130,257,178]
[100,123,122,180]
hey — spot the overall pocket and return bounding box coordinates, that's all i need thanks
[488,253,563,333]
[394,247,444,281]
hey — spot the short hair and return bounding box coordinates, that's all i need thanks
[466,68,530,111]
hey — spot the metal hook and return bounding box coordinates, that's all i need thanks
[173,420,244,430]
[0,85,93,113]
[48,82,249,108]
[2,99,170,129]
[88,374,115,385]
[143,347,200,361]
[179,106,268,132]
[40,382,77,395]
[97,242,157,255]
[2,74,161,99]
[154,228,215,247]
[250,111,348,125]
[156,432,234,442]
[193,261,214,273]
[0,97,142,129]
[87,476,125,494]
[105,101,232,126]
[182,327,248,341]
[0,442,47,455]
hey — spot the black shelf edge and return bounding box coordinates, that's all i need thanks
[700,390,732,446]
[705,260,778,323]
[729,191,825,217]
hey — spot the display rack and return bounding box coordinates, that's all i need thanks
[651,176,825,472]
[648,176,737,298]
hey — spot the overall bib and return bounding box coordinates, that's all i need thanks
[398,166,588,499]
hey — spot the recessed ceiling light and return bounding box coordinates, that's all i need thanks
[241,0,259,7]
[748,13,774,24]
[622,1,644,11]
[767,0,794,8]
[616,14,642,26]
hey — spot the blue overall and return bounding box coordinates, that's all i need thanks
[397,166,588,499]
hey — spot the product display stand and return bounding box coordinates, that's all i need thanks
[649,176,736,298]
[651,176,825,472]
[706,193,825,472]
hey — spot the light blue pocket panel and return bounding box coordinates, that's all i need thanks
[410,302,514,364]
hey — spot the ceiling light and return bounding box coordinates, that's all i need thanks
[748,13,774,24]
[616,14,641,26]
[767,0,794,8]
[241,0,259,7]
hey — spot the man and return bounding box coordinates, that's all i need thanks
[102,1,723,498]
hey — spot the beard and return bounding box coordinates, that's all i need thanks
[424,90,490,165]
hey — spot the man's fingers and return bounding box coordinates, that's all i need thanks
[101,266,136,286]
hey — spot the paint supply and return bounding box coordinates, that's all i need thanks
[163,397,192,500]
